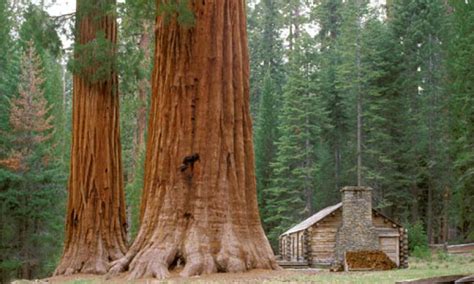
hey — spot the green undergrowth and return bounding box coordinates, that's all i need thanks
[290,254,474,284]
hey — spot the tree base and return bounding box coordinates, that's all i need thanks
[55,254,111,276]
[108,235,280,279]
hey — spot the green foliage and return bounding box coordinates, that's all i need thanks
[247,0,285,116]
[117,0,154,242]
[251,0,473,249]
[0,4,67,282]
[313,0,350,193]
[158,0,195,28]
[447,0,474,242]
[254,71,279,231]
[69,31,117,83]
[68,0,118,83]
[264,29,327,248]
[125,152,145,239]
[435,249,451,262]
[407,220,431,260]
[0,1,19,158]
[18,5,62,58]
[247,0,286,238]
[75,0,117,24]
[412,246,432,260]
[407,221,429,253]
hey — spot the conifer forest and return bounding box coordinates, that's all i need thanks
[0,0,473,282]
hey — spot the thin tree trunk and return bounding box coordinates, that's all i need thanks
[357,96,362,186]
[304,121,313,216]
[426,33,435,243]
[356,0,363,187]
[109,0,278,279]
[128,19,152,182]
[411,184,419,223]
[335,145,340,191]
[55,0,127,275]
[132,21,151,175]
[442,186,450,243]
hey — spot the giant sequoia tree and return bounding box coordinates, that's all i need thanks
[55,0,128,275]
[109,0,277,279]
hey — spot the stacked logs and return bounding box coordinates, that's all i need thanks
[399,228,409,268]
[286,236,291,261]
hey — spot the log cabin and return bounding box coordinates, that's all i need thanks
[279,186,408,268]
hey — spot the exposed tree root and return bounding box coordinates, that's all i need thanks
[55,250,117,276]
[108,238,278,280]
[108,220,278,279]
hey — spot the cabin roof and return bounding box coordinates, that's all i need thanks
[281,203,342,236]
[280,202,402,237]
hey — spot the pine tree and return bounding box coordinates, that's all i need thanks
[0,0,19,157]
[389,0,449,241]
[247,0,284,115]
[313,0,349,198]
[264,12,327,247]
[447,0,474,241]
[8,42,53,149]
[335,0,370,186]
[361,16,407,215]
[0,41,63,281]
[248,0,285,232]
[1,4,67,280]
[254,71,279,233]
[416,0,449,242]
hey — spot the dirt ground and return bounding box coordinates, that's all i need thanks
[34,268,321,283]
[12,254,474,284]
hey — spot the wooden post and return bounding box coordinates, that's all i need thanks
[286,235,291,261]
[304,229,312,266]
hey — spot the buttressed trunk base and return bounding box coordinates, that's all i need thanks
[108,0,278,279]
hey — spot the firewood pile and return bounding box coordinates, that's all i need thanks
[345,250,397,271]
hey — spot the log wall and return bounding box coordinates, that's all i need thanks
[280,209,406,268]
[309,213,341,265]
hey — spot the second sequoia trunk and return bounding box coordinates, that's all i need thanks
[55,0,127,275]
[109,0,278,279]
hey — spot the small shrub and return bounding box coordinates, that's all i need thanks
[406,221,428,253]
[412,245,432,260]
[436,250,451,262]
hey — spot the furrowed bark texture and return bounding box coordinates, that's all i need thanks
[109,0,278,279]
[55,0,127,276]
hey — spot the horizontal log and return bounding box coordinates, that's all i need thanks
[311,239,336,243]
[455,275,474,283]
[312,243,336,247]
[395,274,467,284]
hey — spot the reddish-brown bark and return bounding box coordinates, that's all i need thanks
[55,0,127,276]
[109,0,278,279]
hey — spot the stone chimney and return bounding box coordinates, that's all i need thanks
[334,186,379,263]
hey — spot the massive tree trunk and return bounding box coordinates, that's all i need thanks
[109,0,278,279]
[55,0,127,276]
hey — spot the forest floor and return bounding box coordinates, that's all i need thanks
[13,254,474,284]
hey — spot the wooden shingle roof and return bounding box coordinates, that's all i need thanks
[280,202,402,237]
[281,203,342,236]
